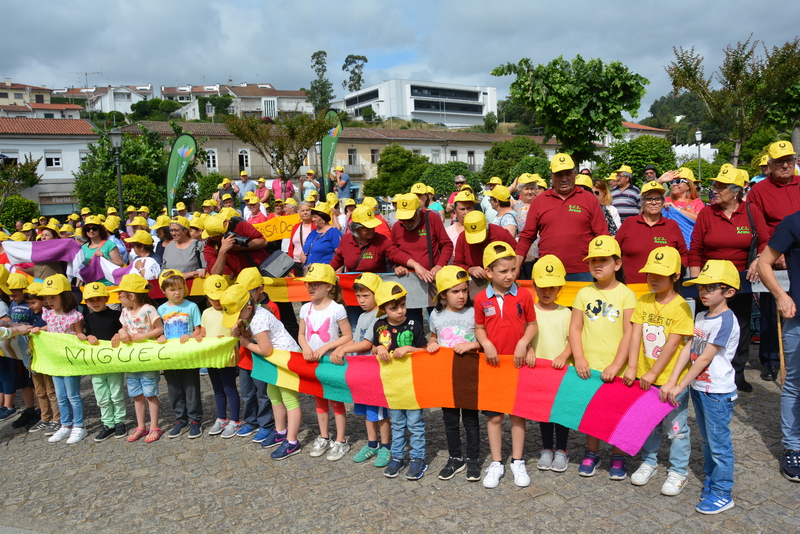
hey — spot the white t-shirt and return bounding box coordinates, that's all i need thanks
[251,306,300,352]
[428,307,475,348]
[690,309,739,394]
[300,300,347,351]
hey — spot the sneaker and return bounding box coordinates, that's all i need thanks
[383,458,405,478]
[696,495,735,515]
[327,440,351,461]
[94,425,115,442]
[48,425,71,442]
[168,421,189,438]
[221,421,242,439]
[29,420,49,433]
[510,459,531,487]
[236,423,257,437]
[259,429,286,449]
[578,451,600,477]
[782,449,800,482]
[438,457,466,480]
[466,459,482,481]
[188,422,202,439]
[44,422,60,436]
[631,463,657,486]
[353,444,379,463]
[114,422,127,439]
[0,407,17,421]
[482,462,505,488]
[406,458,428,480]
[11,408,39,429]
[309,436,331,458]
[661,471,688,496]
[537,449,554,471]
[66,427,88,444]
[374,447,392,468]
[609,454,627,480]
[551,450,569,472]
[700,478,712,500]
[208,418,228,436]
[252,427,274,443]
[271,439,301,460]
[0,407,7,418]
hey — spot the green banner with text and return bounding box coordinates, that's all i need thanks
[322,111,342,191]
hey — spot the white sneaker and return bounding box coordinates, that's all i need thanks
[482,461,505,489]
[48,426,72,443]
[631,463,657,486]
[221,421,241,439]
[309,436,331,457]
[537,449,554,470]
[551,450,569,472]
[326,440,351,461]
[208,418,228,436]
[510,459,531,487]
[66,427,88,444]
[661,471,688,496]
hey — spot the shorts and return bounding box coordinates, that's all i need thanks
[482,410,503,418]
[266,384,300,410]
[126,371,160,398]
[354,403,389,422]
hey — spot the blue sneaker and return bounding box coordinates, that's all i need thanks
[0,407,17,421]
[271,439,301,460]
[384,458,405,478]
[406,458,428,480]
[260,430,286,449]
[188,421,202,439]
[609,454,627,480]
[252,427,274,443]
[700,477,712,500]
[696,494,735,515]
[168,420,188,438]
[578,451,600,477]
[236,423,257,437]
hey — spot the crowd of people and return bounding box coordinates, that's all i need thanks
[0,143,799,516]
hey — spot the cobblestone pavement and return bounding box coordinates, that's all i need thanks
[0,347,798,533]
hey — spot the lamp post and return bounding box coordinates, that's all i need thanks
[109,127,124,216]
[695,129,702,184]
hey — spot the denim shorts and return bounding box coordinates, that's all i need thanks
[354,403,389,422]
[126,371,160,398]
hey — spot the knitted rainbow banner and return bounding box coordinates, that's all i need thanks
[250,348,676,455]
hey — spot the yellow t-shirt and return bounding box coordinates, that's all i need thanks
[202,307,232,338]
[632,293,694,385]
[531,304,571,361]
[573,282,637,373]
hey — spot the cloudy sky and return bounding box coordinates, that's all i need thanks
[5,0,797,119]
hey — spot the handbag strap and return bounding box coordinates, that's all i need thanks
[424,210,434,268]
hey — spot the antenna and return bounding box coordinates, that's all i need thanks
[68,70,101,88]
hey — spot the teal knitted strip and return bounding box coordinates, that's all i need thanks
[549,367,603,429]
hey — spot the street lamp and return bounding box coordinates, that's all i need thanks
[694,129,702,184]
[109,127,124,216]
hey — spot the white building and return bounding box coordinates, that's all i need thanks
[0,118,99,216]
[52,85,153,114]
[331,79,498,129]
[0,103,83,119]
[225,83,312,118]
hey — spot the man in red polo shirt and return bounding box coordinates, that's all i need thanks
[391,194,452,283]
[749,141,800,381]
[454,211,516,279]
[515,153,608,281]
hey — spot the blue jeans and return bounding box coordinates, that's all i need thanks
[52,375,84,428]
[565,272,593,282]
[238,367,274,430]
[781,316,800,449]
[639,386,690,475]
[691,388,735,499]
[388,408,425,460]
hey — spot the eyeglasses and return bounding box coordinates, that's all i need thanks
[774,158,797,168]
[84,226,100,232]
[698,283,729,293]
[643,197,664,203]
[669,179,688,186]
[169,228,181,233]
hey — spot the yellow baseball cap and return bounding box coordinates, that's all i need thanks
[204,275,228,300]
[714,164,745,188]
[151,215,171,230]
[221,178,232,185]
[375,281,408,307]
[83,282,109,300]
[426,186,435,195]
[640,181,666,196]
[517,173,536,185]
[311,201,332,218]
[683,259,740,290]
[202,216,228,238]
[220,284,251,328]
[130,216,149,228]
[361,196,377,209]
[334,165,344,172]
[453,190,476,204]
[7,273,29,290]
[769,141,795,160]
[273,198,284,205]
[26,281,42,295]
[202,199,217,207]
[10,232,27,242]
[190,217,204,230]
[615,164,633,175]
[236,267,271,291]
[326,192,339,206]
[221,193,233,202]
[343,198,356,208]
[351,205,381,228]
[551,153,575,173]
[0,233,7,242]
[759,154,769,166]
[138,206,150,214]
[738,168,750,184]
[246,196,261,205]
[218,207,239,220]
[60,224,75,235]
[395,194,420,220]
[463,211,488,244]
[37,223,60,233]
[435,265,469,296]
[410,182,428,195]
[285,198,298,207]
[639,246,682,276]
[68,213,81,221]
[158,269,185,288]
[39,274,71,296]
[175,202,186,211]
[240,170,248,176]
[80,207,92,215]
[583,235,621,261]
[0,266,10,295]
[483,241,516,270]
[104,218,120,232]
[533,255,567,287]
[126,205,137,213]
[296,263,337,286]
[353,272,382,294]
[98,214,107,222]
[677,167,696,182]
[107,207,117,215]
[606,172,618,182]
[488,176,503,185]
[305,191,319,201]
[170,216,189,229]
[125,230,154,246]
[575,175,593,189]
[21,222,35,232]
[84,215,105,227]
[306,169,316,175]
[486,185,511,202]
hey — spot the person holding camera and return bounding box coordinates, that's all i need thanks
[202,216,269,276]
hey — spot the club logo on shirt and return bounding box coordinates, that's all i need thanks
[654,237,667,244]
[418,229,427,237]
[584,299,621,322]
[736,226,751,235]
[569,205,582,213]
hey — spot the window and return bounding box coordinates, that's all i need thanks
[35,94,44,103]
[344,89,379,108]
[413,99,483,114]
[113,92,131,100]
[44,113,54,119]
[348,148,358,165]
[178,96,190,102]
[79,150,89,164]
[450,150,458,162]
[0,93,7,99]
[410,85,479,101]
[370,149,380,164]
[263,99,277,118]
[13,93,23,100]
[412,150,421,156]
[45,151,62,169]
[238,149,249,171]
[0,150,18,166]
[468,151,475,165]
[431,150,440,164]
[206,149,218,170]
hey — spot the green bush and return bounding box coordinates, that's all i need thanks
[418,162,480,200]
[509,156,552,183]
[0,195,40,232]
[198,172,226,202]
[104,175,163,214]
[362,144,430,197]
[480,137,547,184]
[680,159,720,188]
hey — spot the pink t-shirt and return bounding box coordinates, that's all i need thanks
[666,197,705,214]
[43,308,83,334]
[271,179,296,200]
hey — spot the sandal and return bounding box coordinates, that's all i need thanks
[127,428,147,442]
[145,428,163,443]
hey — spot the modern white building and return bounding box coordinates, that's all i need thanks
[331,79,498,129]
[52,85,153,114]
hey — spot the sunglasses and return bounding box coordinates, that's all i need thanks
[84,226,100,232]
[669,179,688,186]
[593,190,600,196]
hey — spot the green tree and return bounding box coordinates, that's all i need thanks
[639,92,725,145]
[224,112,335,179]
[198,172,227,202]
[104,174,162,213]
[342,54,368,93]
[0,195,40,232]
[666,36,800,165]
[362,144,430,197]
[492,55,648,163]
[418,161,480,199]
[594,135,677,184]
[483,111,498,134]
[679,158,719,188]
[197,95,233,120]
[0,153,42,216]
[714,125,782,172]
[509,156,551,184]
[361,105,378,123]
[480,136,547,184]
[308,51,335,114]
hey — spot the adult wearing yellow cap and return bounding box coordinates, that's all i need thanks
[81,216,124,285]
[212,177,239,206]
[202,210,269,277]
[391,194,453,283]
[236,170,258,212]
[751,154,770,185]
[244,195,268,225]
[301,169,319,200]
[288,202,316,276]
[454,211,517,279]
[485,185,518,238]
[137,206,156,229]
[332,165,350,202]
[611,164,641,223]
[445,175,470,224]
[445,190,478,264]
[175,202,191,220]
[299,202,342,268]
[162,217,206,284]
[254,177,272,204]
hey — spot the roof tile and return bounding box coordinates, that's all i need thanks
[0,118,97,135]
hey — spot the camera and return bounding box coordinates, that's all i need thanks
[222,231,250,248]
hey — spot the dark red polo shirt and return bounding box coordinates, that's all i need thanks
[689,202,753,271]
[515,187,609,273]
[616,215,687,284]
[747,175,800,253]
[454,225,517,270]
[330,232,412,273]
[390,210,453,270]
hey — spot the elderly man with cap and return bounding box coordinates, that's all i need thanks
[175,202,191,220]
[202,213,269,276]
[749,141,800,382]
[301,169,320,200]
[751,154,770,185]
[137,206,156,229]
[454,211,516,279]
[643,164,658,181]
[236,170,258,211]
[611,165,641,223]
[333,165,351,201]
[391,193,453,283]
[516,153,608,281]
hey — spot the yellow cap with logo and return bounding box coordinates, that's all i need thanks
[361,196,377,209]
[285,198,298,207]
[83,282,109,300]
[532,255,567,287]
[204,275,229,300]
[395,194,420,220]
[487,176,503,185]
[351,205,381,228]
[482,241,516,270]
[151,215,172,230]
[583,235,621,261]
[640,181,666,196]
[639,246,682,276]
[296,263,337,286]
[759,154,769,166]
[220,284,250,328]
[714,164,745,188]
[453,190,476,204]
[158,269,185,288]
[615,164,633,175]
[311,201,332,217]
[551,153,575,173]
[130,216,149,228]
[435,265,470,296]
[125,230,154,246]
[202,216,228,238]
[39,274,72,296]
[517,173,537,185]
[677,167,696,182]
[375,281,408,307]
[463,211,488,244]
[410,182,428,195]
[26,281,42,295]
[236,267,271,291]
[353,272,382,294]
[486,185,511,202]
[682,259,740,290]
[80,207,92,215]
[769,141,795,160]
[575,175,593,189]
